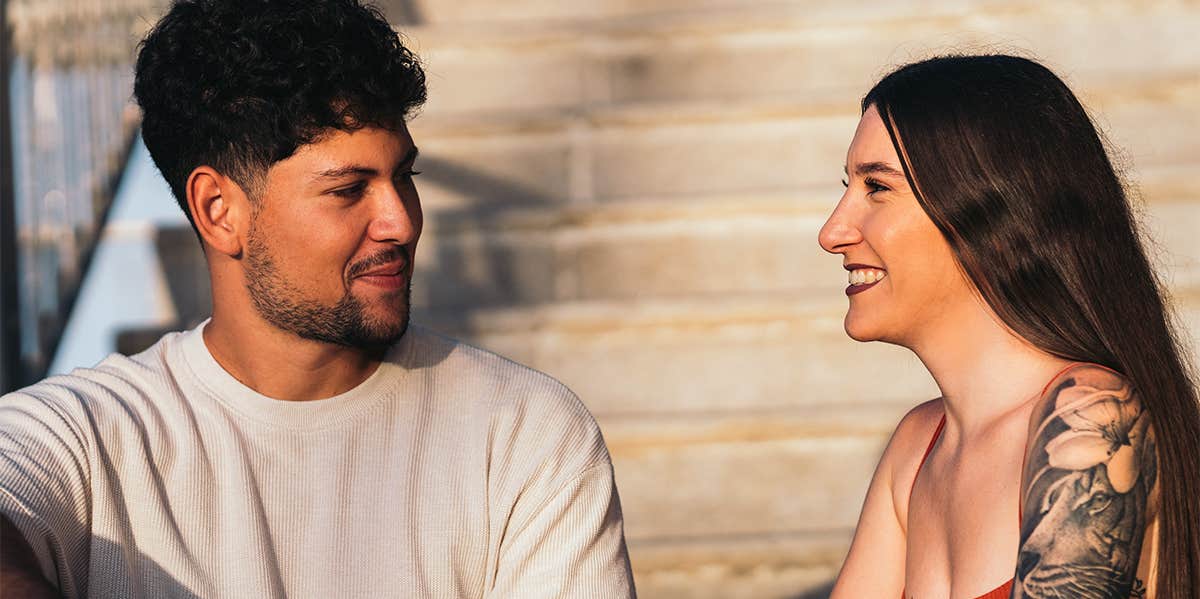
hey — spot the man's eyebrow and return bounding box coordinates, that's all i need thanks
[851,161,906,178]
[313,146,421,180]
[315,165,376,180]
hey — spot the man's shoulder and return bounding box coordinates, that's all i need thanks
[400,324,604,447]
[401,324,583,408]
[0,330,184,417]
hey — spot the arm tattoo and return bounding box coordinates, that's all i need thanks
[1013,368,1157,599]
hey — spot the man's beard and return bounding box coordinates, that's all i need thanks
[244,229,411,352]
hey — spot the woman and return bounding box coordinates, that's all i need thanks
[820,54,1200,598]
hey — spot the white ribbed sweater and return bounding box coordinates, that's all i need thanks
[0,323,635,598]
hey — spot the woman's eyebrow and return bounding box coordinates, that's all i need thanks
[852,161,906,178]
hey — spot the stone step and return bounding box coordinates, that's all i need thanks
[604,405,904,539]
[414,295,941,416]
[599,408,896,596]
[1178,294,1200,363]
[1143,192,1200,291]
[408,78,1200,208]
[399,0,1180,31]
[403,4,1200,118]
[418,276,1200,419]
[628,531,845,599]
[410,107,857,208]
[414,197,844,308]
[412,176,1200,308]
[398,0,971,28]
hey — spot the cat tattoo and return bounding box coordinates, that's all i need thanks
[1013,366,1156,599]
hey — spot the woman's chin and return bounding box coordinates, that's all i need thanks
[843,315,882,343]
[843,310,907,344]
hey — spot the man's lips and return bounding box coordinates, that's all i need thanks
[354,267,408,290]
[349,248,410,277]
[350,250,410,290]
[356,262,406,278]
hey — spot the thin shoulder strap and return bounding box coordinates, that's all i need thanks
[909,414,946,503]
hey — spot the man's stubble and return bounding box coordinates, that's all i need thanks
[243,223,412,352]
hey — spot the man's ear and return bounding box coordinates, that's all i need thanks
[187,166,250,258]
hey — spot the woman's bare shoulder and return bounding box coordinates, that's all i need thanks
[830,398,946,596]
[888,398,946,459]
[879,399,945,493]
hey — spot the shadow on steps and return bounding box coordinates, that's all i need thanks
[790,580,835,599]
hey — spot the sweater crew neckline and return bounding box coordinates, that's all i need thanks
[177,320,410,432]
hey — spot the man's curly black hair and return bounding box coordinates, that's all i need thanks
[133,0,427,229]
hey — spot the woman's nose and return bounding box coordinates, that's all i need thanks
[818,197,862,254]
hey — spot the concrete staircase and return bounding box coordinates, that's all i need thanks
[132,1,1200,597]
[397,3,1200,597]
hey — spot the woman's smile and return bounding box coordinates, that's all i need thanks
[846,265,887,295]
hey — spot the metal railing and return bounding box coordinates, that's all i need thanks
[1,0,19,393]
[0,0,426,392]
[1,0,163,391]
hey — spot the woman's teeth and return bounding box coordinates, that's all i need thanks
[849,268,887,286]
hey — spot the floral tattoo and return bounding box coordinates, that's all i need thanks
[1013,366,1156,599]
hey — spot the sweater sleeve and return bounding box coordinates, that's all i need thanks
[0,385,94,597]
[487,459,636,599]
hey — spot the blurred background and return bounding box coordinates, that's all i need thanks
[2,1,1198,597]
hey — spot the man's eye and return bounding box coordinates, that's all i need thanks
[331,183,367,198]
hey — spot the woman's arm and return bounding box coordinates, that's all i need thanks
[830,402,939,598]
[1013,364,1158,598]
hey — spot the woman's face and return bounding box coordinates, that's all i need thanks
[818,105,976,347]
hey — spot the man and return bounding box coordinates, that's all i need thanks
[0,1,636,597]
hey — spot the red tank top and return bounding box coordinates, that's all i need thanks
[899,362,1085,599]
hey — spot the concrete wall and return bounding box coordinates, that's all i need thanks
[397,2,1200,597]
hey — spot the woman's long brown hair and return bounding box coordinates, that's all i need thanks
[864,54,1200,597]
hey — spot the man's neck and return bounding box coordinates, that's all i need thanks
[202,307,382,402]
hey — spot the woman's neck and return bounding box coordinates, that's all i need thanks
[909,301,1073,437]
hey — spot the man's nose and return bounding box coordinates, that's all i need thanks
[368,183,422,244]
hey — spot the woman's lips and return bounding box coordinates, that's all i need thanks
[846,279,881,296]
[843,263,886,296]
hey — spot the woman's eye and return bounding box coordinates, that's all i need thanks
[865,178,890,195]
[840,178,848,188]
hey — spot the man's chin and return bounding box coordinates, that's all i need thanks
[350,311,410,351]
[279,304,410,352]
